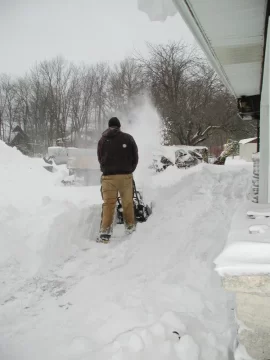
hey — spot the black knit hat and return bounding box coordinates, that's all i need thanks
[108,117,121,128]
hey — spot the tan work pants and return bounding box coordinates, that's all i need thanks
[100,174,135,233]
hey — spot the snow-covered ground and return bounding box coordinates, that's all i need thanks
[0,141,252,360]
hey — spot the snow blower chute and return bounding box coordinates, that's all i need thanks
[116,180,152,224]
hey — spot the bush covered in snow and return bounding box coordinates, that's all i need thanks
[150,145,206,172]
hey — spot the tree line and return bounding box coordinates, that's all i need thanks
[0,41,256,154]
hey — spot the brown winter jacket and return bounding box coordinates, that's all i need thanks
[97,127,138,175]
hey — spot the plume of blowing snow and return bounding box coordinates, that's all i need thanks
[120,97,162,189]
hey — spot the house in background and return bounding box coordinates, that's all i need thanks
[239,137,258,162]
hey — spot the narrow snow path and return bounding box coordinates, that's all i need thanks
[0,165,251,360]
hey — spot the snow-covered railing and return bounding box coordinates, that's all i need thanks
[252,152,260,203]
[214,202,270,360]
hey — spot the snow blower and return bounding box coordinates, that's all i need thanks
[116,180,152,224]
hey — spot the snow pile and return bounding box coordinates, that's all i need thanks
[225,156,252,167]
[0,140,54,211]
[0,140,101,277]
[150,162,204,188]
[0,152,252,360]
[98,313,200,360]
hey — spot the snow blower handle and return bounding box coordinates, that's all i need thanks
[132,179,140,203]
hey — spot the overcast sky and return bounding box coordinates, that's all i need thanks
[0,0,194,76]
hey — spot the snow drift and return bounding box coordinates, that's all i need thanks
[0,140,54,211]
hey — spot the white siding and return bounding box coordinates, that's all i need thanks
[239,143,257,162]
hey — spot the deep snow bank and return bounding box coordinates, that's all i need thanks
[0,141,101,277]
[0,141,58,274]
[0,140,54,212]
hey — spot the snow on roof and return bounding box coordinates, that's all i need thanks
[9,132,17,142]
[239,137,257,144]
[175,145,208,150]
[137,0,177,21]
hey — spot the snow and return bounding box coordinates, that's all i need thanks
[137,0,177,22]
[0,141,55,212]
[176,145,208,150]
[151,145,205,167]
[234,344,255,360]
[214,199,270,276]
[174,335,200,360]
[225,156,253,167]
[239,138,257,145]
[252,152,260,160]
[150,162,204,188]
[0,141,253,360]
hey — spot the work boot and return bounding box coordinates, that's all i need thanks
[97,234,111,244]
[97,225,113,244]
[125,224,136,235]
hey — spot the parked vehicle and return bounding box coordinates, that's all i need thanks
[66,147,101,185]
[44,146,101,185]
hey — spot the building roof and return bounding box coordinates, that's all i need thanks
[138,0,267,98]
[239,137,258,144]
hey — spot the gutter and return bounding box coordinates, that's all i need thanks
[260,0,270,93]
[173,0,237,98]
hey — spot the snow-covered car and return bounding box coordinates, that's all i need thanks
[46,146,72,165]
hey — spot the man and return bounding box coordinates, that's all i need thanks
[97,117,138,243]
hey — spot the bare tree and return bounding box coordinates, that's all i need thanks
[37,57,74,144]
[0,42,256,153]
[0,75,18,142]
[0,75,8,140]
[137,42,254,145]
[109,58,144,113]
[70,65,97,145]
[29,65,50,147]
[93,62,110,131]
[14,77,31,133]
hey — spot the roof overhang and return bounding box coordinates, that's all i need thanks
[138,0,267,99]
[173,0,267,98]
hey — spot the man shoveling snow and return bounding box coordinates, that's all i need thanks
[97,117,139,243]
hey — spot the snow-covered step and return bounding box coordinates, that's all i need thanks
[249,225,269,234]
[247,210,270,219]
